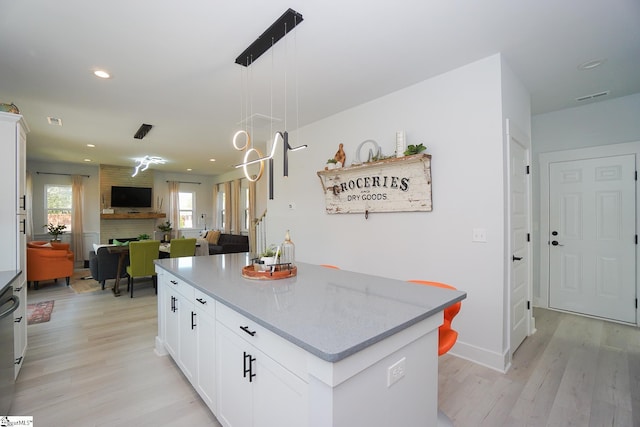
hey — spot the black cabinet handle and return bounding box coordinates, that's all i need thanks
[15,356,23,365]
[243,351,256,382]
[551,241,564,246]
[20,218,26,234]
[14,316,23,323]
[196,298,207,305]
[191,311,196,329]
[170,280,178,285]
[20,195,26,211]
[14,286,22,292]
[512,255,523,261]
[171,296,178,312]
[240,325,256,336]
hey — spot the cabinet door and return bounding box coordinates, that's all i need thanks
[13,275,27,378]
[217,323,252,427]
[178,299,196,383]
[196,307,216,412]
[164,287,180,359]
[252,344,308,427]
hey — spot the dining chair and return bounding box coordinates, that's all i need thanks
[126,240,160,298]
[169,238,197,258]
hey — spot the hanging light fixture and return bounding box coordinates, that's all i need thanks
[232,8,307,199]
[132,155,166,177]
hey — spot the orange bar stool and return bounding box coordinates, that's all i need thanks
[408,280,461,427]
[407,280,461,356]
[320,264,340,269]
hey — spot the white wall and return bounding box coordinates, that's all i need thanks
[265,54,525,371]
[531,93,640,301]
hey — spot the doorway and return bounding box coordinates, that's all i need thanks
[539,143,639,326]
[548,155,636,323]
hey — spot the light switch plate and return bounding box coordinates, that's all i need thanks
[472,228,487,242]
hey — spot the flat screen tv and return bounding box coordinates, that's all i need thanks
[111,186,153,208]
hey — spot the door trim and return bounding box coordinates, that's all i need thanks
[506,118,534,359]
[538,141,640,326]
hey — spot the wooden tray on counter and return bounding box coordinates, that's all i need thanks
[241,264,297,280]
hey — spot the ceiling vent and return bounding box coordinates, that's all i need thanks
[47,116,63,126]
[134,123,153,139]
[575,91,610,102]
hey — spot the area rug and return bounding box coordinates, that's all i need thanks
[69,269,102,294]
[27,300,54,325]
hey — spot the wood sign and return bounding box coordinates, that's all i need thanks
[317,154,432,214]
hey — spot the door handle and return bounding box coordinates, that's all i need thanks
[512,255,523,261]
[551,241,564,246]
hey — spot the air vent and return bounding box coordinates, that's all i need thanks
[576,91,610,102]
[134,123,153,139]
[47,117,63,126]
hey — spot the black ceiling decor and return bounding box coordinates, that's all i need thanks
[133,123,153,139]
[235,8,304,67]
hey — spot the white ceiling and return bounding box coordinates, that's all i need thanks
[1,0,639,176]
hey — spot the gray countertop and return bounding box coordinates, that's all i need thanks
[155,254,466,362]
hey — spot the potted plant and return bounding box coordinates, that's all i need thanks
[138,233,150,240]
[325,158,338,170]
[44,223,67,242]
[157,220,173,242]
[403,143,427,156]
[260,245,278,267]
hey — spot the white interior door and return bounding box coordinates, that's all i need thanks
[549,155,636,323]
[508,122,531,355]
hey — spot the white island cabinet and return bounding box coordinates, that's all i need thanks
[155,254,465,427]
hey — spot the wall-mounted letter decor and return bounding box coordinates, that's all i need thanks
[317,154,432,214]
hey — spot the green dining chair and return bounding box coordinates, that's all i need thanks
[126,240,160,298]
[170,238,197,258]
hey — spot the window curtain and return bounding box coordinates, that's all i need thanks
[248,180,256,255]
[212,184,218,231]
[232,179,241,234]
[25,171,33,241]
[168,181,180,238]
[71,175,84,266]
[223,181,231,233]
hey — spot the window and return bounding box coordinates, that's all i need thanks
[218,191,225,229]
[45,184,72,231]
[179,192,194,229]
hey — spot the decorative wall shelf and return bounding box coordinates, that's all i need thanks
[100,213,166,220]
[317,153,432,214]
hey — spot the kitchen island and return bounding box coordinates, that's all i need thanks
[155,253,465,427]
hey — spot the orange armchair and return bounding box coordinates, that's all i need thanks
[27,245,74,290]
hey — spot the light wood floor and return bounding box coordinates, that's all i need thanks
[12,275,640,426]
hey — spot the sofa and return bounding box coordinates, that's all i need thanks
[203,231,249,255]
[89,246,130,290]
[26,241,74,289]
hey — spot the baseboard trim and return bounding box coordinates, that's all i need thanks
[448,340,509,373]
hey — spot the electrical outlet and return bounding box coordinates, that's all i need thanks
[288,202,296,210]
[472,228,487,242]
[387,357,406,387]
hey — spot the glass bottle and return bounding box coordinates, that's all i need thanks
[281,230,295,266]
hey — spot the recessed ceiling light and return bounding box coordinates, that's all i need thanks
[47,117,62,126]
[578,58,606,70]
[84,158,92,162]
[87,144,95,148]
[93,69,111,79]
[187,168,193,171]
[209,158,216,162]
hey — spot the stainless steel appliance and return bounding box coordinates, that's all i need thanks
[0,283,19,414]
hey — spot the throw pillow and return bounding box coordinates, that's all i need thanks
[206,230,221,245]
